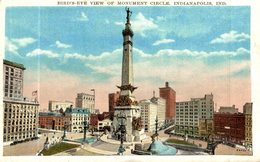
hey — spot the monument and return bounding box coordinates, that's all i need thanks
[113,8,145,142]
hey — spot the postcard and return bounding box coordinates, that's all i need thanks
[0,0,260,162]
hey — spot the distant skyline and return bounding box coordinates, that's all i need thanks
[5,7,251,112]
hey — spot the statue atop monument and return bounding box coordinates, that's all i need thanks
[125,7,132,24]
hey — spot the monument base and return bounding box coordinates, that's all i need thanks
[133,129,146,142]
[113,105,143,142]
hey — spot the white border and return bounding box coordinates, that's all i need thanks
[0,0,260,162]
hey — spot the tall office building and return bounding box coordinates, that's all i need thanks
[159,82,176,122]
[108,91,120,112]
[243,102,252,146]
[3,60,39,145]
[150,94,166,128]
[139,100,157,132]
[48,100,73,112]
[175,94,214,137]
[3,59,25,99]
[75,93,95,112]
[140,95,166,133]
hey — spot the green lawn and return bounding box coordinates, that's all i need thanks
[41,142,80,156]
[166,138,197,146]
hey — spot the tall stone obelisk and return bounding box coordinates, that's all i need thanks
[113,8,145,142]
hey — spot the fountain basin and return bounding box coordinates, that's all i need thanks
[76,137,97,144]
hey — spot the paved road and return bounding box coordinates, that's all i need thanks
[4,136,45,156]
[3,132,63,156]
[69,148,101,156]
[91,140,120,152]
[215,144,252,155]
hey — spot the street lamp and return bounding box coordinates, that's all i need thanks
[117,112,126,155]
[155,115,159,140]
[62,121,70,140]
[83,116,89,141]
[62,124,67,140]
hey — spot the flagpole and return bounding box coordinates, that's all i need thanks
[32,90,38,103]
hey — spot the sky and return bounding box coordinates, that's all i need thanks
[5,6,251,112]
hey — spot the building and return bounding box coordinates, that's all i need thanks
[139,92,166,133]
[39,112,69,131]
[3,60,39,145]
[219,105,239,114]
[3,59,25,99]
[139,100,157,132]
[159,82,176,122]
[108,91,120,112]
[75,93,95,112]
[90,112,113,131]
[175,94,214,137]
[198,119,214,137]
[98,118,113,132]
[150,94,166,127]
[90,114,99,131]
[243,102,252,146]
[4,99,39,144]
[64,107,90,133]
[214,112,245,144]
[48,100,73,112]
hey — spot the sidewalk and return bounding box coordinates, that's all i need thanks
[82,144,117,155]
[215,144,252,155]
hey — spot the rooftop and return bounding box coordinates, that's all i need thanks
[39,112,63,117]
[65,107,90,114]
[4,59,26,70]
[4,97,39,105]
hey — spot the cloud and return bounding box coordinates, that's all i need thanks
[5,37,19,55]
[152,38,175,46]
[5,37,36,54]
[23,46,251,113]
[55,41,72,48]
[114,21,124,26]
[133,47,249,58]
[210,30,250,44]
[85,63,120,76]
[115,12,158,37]
[26,49,59,58]
[133,52,250,88]
[132,12,158,36]
[63,47,249,81]
[64,48,121,61]
[11,37,36,47]
[77,12,89,22]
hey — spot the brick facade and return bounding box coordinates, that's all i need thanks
[159,82,176,121]
[214,113,245,144]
